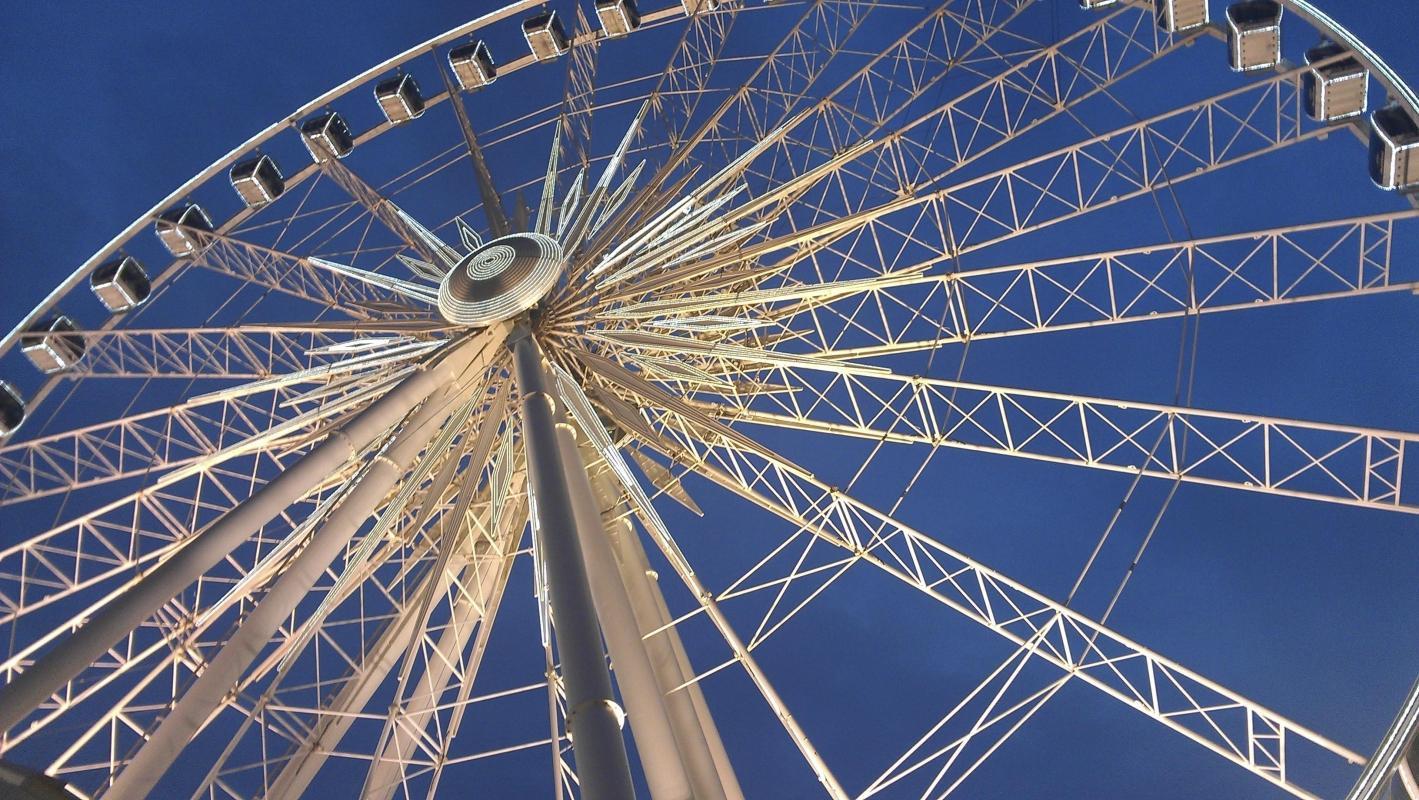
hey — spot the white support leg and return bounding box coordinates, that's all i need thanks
[106,363,477,799]
[597,497,744,800]
[558,427,694,800]
[512,328,636,800]
[0,328,506,736]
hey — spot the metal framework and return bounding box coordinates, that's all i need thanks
[0,1,1414,799]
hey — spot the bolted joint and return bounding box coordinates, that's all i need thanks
[565,698,628,736]
[505,321,538,351]
[523,389,557,413]
[370,453,401,473]
[328,430,357,459]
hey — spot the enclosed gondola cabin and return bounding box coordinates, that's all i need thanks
[90,256,151,313]
[1156,0,1208,32]
[155,204,213,257]
[1303,42,1368,122]
[449,41,496,90]
[229,155,285,208]
[681,0,718,14]
[1078,0,1117,8]
[375,75,425,124]
[20,315,85,375]
[523,11,569,61]
[301,112,354,162]
[1226,0,1283,72]
[597,0,640,37]
[0,382,24,440]
[1369,104,1419,191]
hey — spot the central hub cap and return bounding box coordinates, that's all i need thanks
[438,233,564,326]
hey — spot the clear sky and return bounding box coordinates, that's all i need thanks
[0,2,1416,798]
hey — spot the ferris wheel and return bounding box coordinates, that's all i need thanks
[0,0,1416,797]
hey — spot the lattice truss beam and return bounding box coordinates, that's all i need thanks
[784,212,1417,356]
[67,326,418,379]
[590,58,1370,379]
[588,371,1369,800]
[191,228,416,317]
[687,359,1417,513]
[0,328,441,502]
[595,208,1417,347]
[0,385,332,505]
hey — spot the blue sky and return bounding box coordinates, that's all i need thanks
[0,2,1416,798]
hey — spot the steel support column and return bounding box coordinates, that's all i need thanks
[0,329,505,736]
[595,494,744,800]
[106,361,474,799]
[512,327,636,800]
[1347,675,1419,800]
[558,427,694,800]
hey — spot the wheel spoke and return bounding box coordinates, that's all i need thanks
[0,383,342,506]
[192,228,425,317]
[679,359,1419,513]
[625,390,1366,798]
[68,325,429,379]
[777,211,1419,356]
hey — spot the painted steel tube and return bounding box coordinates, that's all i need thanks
[106,373,466,799]
[512,329,636,800]
[360,560,490,800]
[1346,675,1419,800]
[559,429,694,800]
[0,331,498,736]
[601,510,744,800]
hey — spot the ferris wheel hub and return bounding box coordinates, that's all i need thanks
[436,232,564,326]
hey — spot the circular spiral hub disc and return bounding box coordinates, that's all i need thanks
[437,233,564,326]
